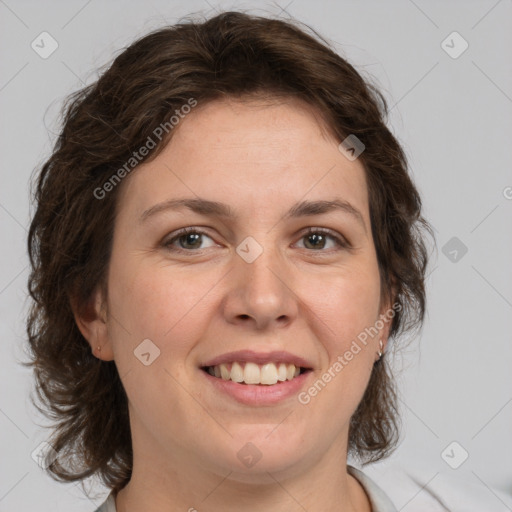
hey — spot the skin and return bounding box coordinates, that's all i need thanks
[75,97,393,512]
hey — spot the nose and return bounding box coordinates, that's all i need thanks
[221,244,299,331]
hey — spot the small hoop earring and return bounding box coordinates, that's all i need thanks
[377,339,383,359]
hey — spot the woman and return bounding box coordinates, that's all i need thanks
[27,11,431,512]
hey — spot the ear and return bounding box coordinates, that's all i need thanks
[377,283,398,354]
[70,285,115,361]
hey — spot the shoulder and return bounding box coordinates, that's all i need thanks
[94,492,117,512]
[348,465,398,512]
[356,464,512,511]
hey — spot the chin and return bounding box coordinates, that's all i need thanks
[219,430,310,479]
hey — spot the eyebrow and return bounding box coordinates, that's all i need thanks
[139,197,366,231]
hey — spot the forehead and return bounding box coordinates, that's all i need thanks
[169,96,340,163]
[117,97,370,224]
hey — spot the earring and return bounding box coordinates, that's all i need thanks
[377,339,383,359]
[97,346,101,353]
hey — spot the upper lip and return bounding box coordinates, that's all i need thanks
[201,350,313,369]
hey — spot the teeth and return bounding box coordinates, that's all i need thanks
[277,363,287,381]
[230,362,244,383]
[206,362,304,385]
[220,364,230,380]
[244,362,261,384]
[260,363,278,385]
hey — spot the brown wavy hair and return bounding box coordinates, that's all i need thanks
[26,11,432,492]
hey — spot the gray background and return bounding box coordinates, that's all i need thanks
[1,0,511,510]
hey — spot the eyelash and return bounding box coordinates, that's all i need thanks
[162,226,350,254]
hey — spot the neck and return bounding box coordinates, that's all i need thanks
[115,433,370,512]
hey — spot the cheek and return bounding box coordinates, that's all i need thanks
[107,256,224,359]
[294,265,381,426]
[299,263,381,352]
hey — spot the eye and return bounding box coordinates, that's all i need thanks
[295,228,349,251]
[163,228,217,252]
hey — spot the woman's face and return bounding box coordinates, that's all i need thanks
[94,97,391,480]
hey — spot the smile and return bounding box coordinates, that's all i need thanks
[202,361,311,385]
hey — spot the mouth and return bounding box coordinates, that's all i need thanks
[201,362,313,386]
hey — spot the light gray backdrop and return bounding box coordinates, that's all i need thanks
[1,0,511,510]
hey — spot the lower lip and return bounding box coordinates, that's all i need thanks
[200,368,313,405]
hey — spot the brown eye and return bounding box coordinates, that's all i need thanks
[163,228,216,252]
[296,228,348,251]
[303,233,328,250]
[178,232,203,249]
